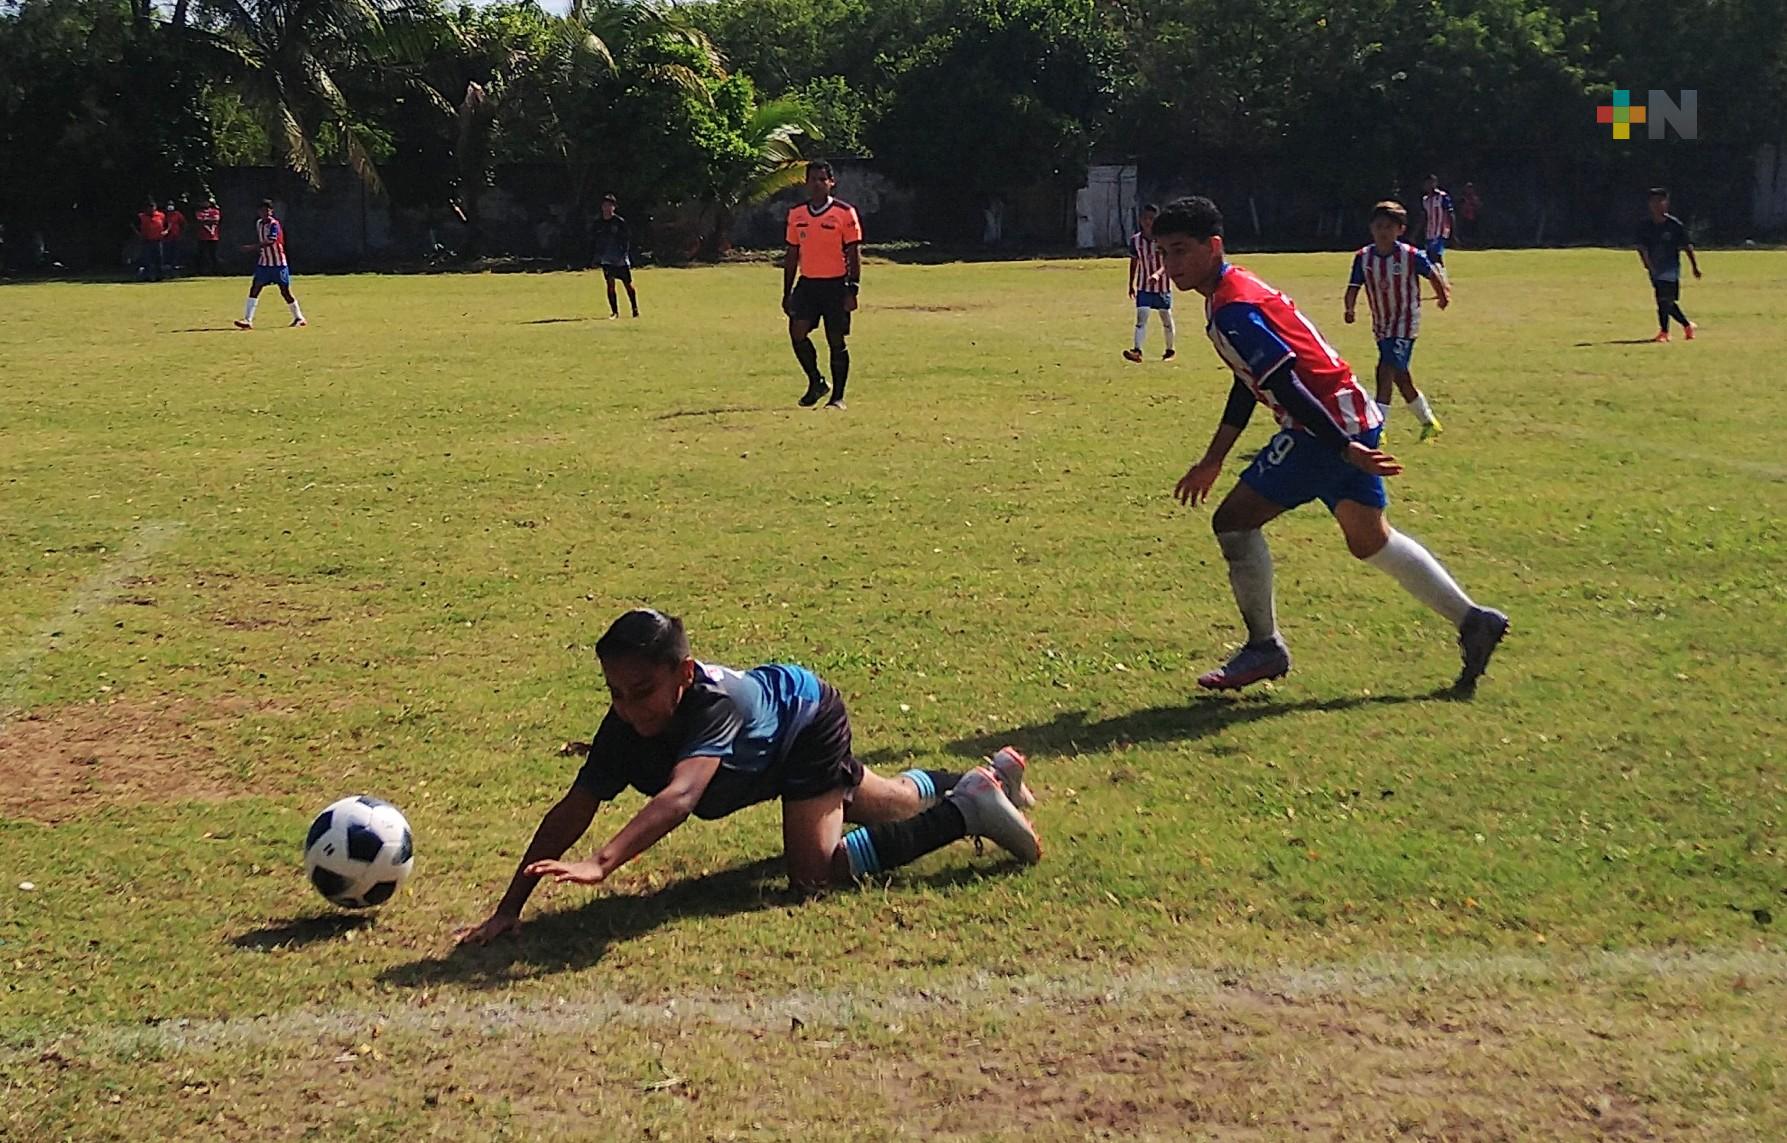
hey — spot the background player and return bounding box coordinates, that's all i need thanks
[1123,204,1176,362]
[1420,174,1455,271]
[589,193,638,319]
[1152,196,1508,694]
[453,609,1039,944]
[234,200,305,329]
[783,160,862,410]
[1635,187,1702,342]
[1345,200,1450,441]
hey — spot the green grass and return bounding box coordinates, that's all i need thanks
[3,251,1785,1136]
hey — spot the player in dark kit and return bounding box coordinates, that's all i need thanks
[589,194,638,319]
[1635,187,1702,342]
[783,160,863,410]
[454,609,1040,944]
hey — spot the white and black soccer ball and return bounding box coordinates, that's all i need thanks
[303,796,415,909]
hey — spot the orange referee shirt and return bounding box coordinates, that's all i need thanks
[786,199,862,280]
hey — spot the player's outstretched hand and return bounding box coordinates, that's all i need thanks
[1345,442,1403,477]
[525,859,606,886]
[453,911,521,946]
[1174,458,1223,506]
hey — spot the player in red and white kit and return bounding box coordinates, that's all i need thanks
[1153,196,1507,694]
[1345,200,1449,441]
[234,199,306,330]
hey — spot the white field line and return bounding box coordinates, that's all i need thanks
[0,521,181,725]
[32,945,1787,1060]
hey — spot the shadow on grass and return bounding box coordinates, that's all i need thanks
[1573,338,1664,346]
[523,316,594,325]
[166,326,238,334]
[378,855,1025,990]
[231,913,374,950]
[858,687,1459,768]
[653,404,766,421]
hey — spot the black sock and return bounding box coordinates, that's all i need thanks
[628,288,639,315]
[1670,303,1691,327]
[843,801,966,876]
[829,344,850,402]
[1657,303,1671,331]
[608,289,618,316]
[793,339,823,386]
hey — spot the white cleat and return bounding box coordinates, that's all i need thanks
[987,746,1036,809]
[950,766,1041,864]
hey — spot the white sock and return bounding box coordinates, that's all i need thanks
[1133,309,1149,351]
[287,298,304,322]
[243,297,258,323]
[1161,310,1177,350]
[1217,530,1278,644]
[1376,400,1393,421]
[1364,530,1475,626]
[1409,392,1435,425]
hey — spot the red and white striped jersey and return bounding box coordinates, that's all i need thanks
[1348,242,1437,339]
[256,216,288,267]
[1422,190,1454,239]
[1205,264,1381,437]
[1129,231,1169,294]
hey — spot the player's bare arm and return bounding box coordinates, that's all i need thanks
[526,754,722,887]
[844,242,862,312]
[782,245,800,314]
[1344,283,1361,323]
[454,785,600,944]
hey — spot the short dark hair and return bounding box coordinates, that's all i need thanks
[602,193,618,204]
[806,159,834,178]
[1140,203,1160,215]
[1152,196,1223,241]
[596,608,690,668]
[1371,200,1408,225]
[260,198,274,209]
[1648,186,1670,198]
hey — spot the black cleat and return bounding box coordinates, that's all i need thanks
[798,379,830,407]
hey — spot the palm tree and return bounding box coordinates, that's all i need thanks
[184,0,452,192]
[696,97,820,261]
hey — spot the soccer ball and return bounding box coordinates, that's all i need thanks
[303,796,415,909]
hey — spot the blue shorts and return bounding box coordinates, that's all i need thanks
[1425,237,1447,263]
[1135,290,1172,311]
[251,265,292,290]
[1377,337,1416,370]
[1240,424,1388,513]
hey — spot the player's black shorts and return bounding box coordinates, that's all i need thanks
[789,277,852,336]
[692,685,863,818]
[1650,277,1680,302]
[601,263,633,285]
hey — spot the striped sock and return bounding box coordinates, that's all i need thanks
[900,769,961,803]
[843,801,968,878]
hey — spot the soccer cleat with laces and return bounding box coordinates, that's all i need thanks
[1455,607,1509,693]
[987,746,1036,809]
[949,766,1041,864]
[1419,416,1443,442]
[1122,348,1144,363]
[1196,637,1291,691]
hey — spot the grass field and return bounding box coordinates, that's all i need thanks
[3,249,1784,1139]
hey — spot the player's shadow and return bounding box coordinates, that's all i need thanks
[1573,338,1663,346]
[378,856,1021,991]
[654,404,766,421]
[231,913,374,950]
[166,326,238,334]
[857,688,1456,768]
[523,316,590,325]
